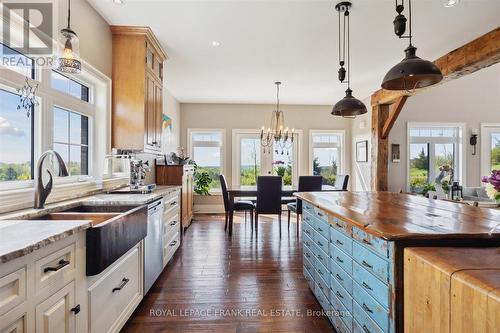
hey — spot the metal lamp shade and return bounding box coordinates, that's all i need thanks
[382,45,442,91]
[57,28,81,74]
[331,88,367,117]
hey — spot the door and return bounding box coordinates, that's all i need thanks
[145,73,156,148]
[481,125,500,176]
[154,83,162,149]
[35,282,76,333]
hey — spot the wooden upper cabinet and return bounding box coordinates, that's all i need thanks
[111,26,167,153]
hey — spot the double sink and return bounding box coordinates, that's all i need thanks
[32,203,148,276]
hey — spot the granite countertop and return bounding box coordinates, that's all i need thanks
[0,220,91,263]
[0,185,180,264]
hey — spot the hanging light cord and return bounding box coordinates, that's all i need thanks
[408,0,412,45]
[346,10,350,89]
[67,0,71,29]
[276,82,280,111]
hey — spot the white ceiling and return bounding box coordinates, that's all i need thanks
[88,0,500,105]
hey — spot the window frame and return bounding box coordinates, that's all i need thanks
[187,128,226,193]
[309,130,346,177]
[480,123,500,178]
[406,122,466,192]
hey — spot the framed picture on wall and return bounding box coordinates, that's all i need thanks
[356,140,368,162]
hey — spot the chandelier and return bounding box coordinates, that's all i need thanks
[260,82,295,154]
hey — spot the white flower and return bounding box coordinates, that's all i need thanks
[485,184,499,201]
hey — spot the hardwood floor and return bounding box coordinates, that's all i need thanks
[122,213,337,333]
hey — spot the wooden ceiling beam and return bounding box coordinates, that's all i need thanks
[382,95,408,140]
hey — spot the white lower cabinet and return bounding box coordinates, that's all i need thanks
[87,245,142,333]
[162,190,181,267]
[35,282,76,333]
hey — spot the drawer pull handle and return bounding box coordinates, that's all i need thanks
[112,278,130,292]
[362,303,373,314]
[317,254,323,260]
[336,274,343,281]
[170,240,177,247]
[305,241,310,247]
[335,222,343,228]
[169,221,177,226]
[305,264,310,270]
[305,230,310,235]
[317,241,323,246]
[336,291,344,299]
[44,259,70,273]
[319,284,324,290]
[170,201,177,206]
[317,212,324,217]
[362,239,373,246]
[305,253,311,258]
[318,270,324,276]
[362,281,373,291]
[71,304,80,315]
[362,260,373,269]
[336,256,344,263]
[318,227,323,232]
[362,324,372,333]
[336,239,344,246]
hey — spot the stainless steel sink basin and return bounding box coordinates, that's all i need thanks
[32,212,121,226]
[60,204,137,213]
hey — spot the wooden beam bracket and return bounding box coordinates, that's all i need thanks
[382,95,408,140]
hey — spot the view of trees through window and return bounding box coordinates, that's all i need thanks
[492,133,500,171]
[312,148,338,186]
[191,132,223,190]
[0,89,33,182]
[240,138,261,186]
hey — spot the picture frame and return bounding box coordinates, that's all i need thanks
[356,140,368,162]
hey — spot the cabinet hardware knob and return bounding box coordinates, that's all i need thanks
[170,240,177,246]
[362,239,372,246]
[336,256,344,263]
[362,303,373,313]
[362,324,372,333]
[317,241,323,246]
[335,222,343,228]
[169,221,177,226]
[112,278,130,292]
[336,291,343,299]
[336,239,344,245]
[336,274,343,281]
[362,260,373,269]
[318,270,324,276]
[44,259,70,273]
[362,281,373,291]
[71,304,80,315]
[170,201,177,206]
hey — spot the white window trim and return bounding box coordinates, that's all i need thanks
[480,123,500,178]
[187,128,226,193]
[309,130,346,176]
[406,122,466,192]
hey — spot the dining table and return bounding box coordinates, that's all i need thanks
[226,185,337,235]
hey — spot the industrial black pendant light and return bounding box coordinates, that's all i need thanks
[332,2,367,118]
[382,0,443,91]
[57,0,81,74]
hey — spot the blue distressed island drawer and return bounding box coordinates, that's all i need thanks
[316,272,331,301]
[303,262,315,293]
[331,261,353,294]
[315,218,330,241]
[352,301,384,333]
[316,247,330,272]
[331,276,353,313]
[330,245,352,275]
[352,227,391,259]
[314,207,329,224]
[331,293,353,332]
[316,259,330,286]
[303,233,315,250]
[303,245,314,264]
[331,216,352,236]
[302,219,314,238]
[353,281,389,332]
[303,254,314,275]
[353,241,390,283]
[330,315,351,333]
[330,227,353,255]
[303,201,315,215]
[353,261,390,309]
[303,210,315,227]
[314,232,329,256]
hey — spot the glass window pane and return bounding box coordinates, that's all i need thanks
[409,143,429,192]
[69,111,89,145]
[0,43,34,78]
[53,107,69,143]
[193,146,221,190]
[313,147,339,186]
[272,141,293,186]
[0,89,33,181]
[240,138,261,186]
[69,145,82,176]
[192,132,222,143]
[491,133,500,171]
[434,143,454,180]
[312,134,339,144]
[51,71,89,102]
[53,143,69,167]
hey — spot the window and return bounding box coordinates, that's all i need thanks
[480,124,500,176]
[51,71,89,102]
[189,129,224,191]
[408,123,464,193]
[0,43,35,78]
[240,137,261,186]
[0,89,34,182]
[273,139,294,185]
[53,107,89,176]
[310,131,344,186]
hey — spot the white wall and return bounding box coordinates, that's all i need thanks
[388,63,500,192]
[162,88,181,154]
[351,97,372,192]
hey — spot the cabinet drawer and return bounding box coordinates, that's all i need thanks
[352,227,391,259]
[314,218,330,241]
[303,202,315,215]
[314,207,329,224]
[315,248,330,272]
[353,281,389,332]
[303,210,315,227]
[302,244,314,263]
[330,245,352,275]
[0,305,26,333]
[303,233,315,250]
[316,259,330,286]
[163,213,180,240]
[316,275,330,303]
[331,216,352,237]
[314,232,329,257]
[331,293,353,332]
[353,261,390,309]
[303,268,315,293]
[163,231,180,266]
[315,283,330,312]
[303,255,314,275]
[89,247,141,333]
[35,243,75,294]
[331,261,353,294]
[332,276,353,313]
[163,193,180,215]
[353,241,390,283]
[352,301,384,333]
[330,227,353,255]
[0,267,26,316]
[302,220,314,239]
[330,314,351,333]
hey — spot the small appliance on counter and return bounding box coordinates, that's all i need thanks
[106,152,157,194]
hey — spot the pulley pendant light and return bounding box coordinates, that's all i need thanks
[331,2,367,118]
[57,0,81,74]
[382,0,443,91]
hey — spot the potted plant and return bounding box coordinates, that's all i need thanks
[190,161,213,196]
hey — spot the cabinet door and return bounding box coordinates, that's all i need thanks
[35,282,76,333]
[187,174,193,219]
[181,175,188,226]
[154,83,162,149]
[145,73,156,148]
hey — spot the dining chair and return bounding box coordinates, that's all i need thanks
[334,174,349,190]
[254,176,283,236]
[287,176,323,233]
[219,175,254,232]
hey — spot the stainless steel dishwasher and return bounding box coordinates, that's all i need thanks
[144,198,164,294]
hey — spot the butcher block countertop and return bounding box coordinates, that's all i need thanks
[295,191,500,241]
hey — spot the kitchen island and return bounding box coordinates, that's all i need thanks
[295,191,500,333]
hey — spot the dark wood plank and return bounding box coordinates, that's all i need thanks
[371,104,390,191]
[122,214,336,333]
[381,96,408,139]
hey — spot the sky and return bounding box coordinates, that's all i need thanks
[0,90,31,164]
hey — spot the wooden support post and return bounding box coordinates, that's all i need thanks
[371,104,390,191]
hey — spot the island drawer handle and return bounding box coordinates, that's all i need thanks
[336,274,343,281]
[318,284,324,291]
[305,241,311,247]
[362,239,373,246]
[305,230,311,235]
[170,201,177,206]
[362,324,372,333]
[170,240,177,247]
[362,260,373,269]
[44,259,70,273]
[317,241,323,246]
[169,221,177,226]
[318,227,323,232]
[335,222,343,228]
[71,304,80,315]
[318,270,324,276]
[112,278,130,292]
[317,254,323,260]
[362,303,373,314]
[336,291,344,299]
[336,239,344,246]
[336,256,344,263]
[305,264,310,270]
[317,212,324,217]
[305,253,311,258]
[362,281,373,291]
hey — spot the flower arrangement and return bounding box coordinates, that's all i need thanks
[481,170,500,203]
